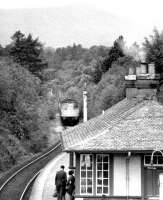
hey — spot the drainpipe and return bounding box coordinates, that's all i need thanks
[126,152,131,200]
[83,84,88,122]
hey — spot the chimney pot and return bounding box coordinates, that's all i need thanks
[140,63,147,74]
[148,63,155,74]
[129,67,135,75]
[136,66,141,75]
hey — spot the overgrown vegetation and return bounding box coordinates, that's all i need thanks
[0,28,163,172]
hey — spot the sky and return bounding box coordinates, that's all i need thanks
[1,0,163,47]
[1,0,163,21]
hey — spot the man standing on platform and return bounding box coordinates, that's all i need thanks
[55,165,67,200]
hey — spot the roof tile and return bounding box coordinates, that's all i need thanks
[61,99,163,152]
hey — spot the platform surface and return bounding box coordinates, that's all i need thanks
[29,152,69,200]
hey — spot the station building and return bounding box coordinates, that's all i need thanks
[61,63,163,200]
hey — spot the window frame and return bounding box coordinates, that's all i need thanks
[144,154,163,166]
[96,154,110,196]
[80,154,94,195]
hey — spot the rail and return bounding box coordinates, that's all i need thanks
[19,171,40,200]
[0,142,62,200]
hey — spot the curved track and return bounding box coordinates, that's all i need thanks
[0,142,62,200]
[19,171,40,200]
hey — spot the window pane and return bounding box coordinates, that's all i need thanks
[158,156,163,164]
[87,171,92,178]
[87,163,92,170]
[103,171,108,178]
[81,186,86,193]
[103,163,108,170]
[81,163,86,169]
[97,171,102,178]
[153,156,157,164]
[97,187,102,194]
[97,179,102,185]
[97,163,102,170]
[103,187,108,194]
[90,155,93,162]
[81,155,85,162]
[103,156,108,162]
[103,179,108,186]
[81,179,86,185]
[145,156,151,164]
[87,179,92,185]
[81,171,86,177]
[97,155,102,162]
[87,187,92,193]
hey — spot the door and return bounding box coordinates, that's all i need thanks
[145,169,163,198]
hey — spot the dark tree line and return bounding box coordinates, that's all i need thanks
[8,31,47,79]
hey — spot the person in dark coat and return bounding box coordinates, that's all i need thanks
[67,170,75,200]
[55,165,67,200]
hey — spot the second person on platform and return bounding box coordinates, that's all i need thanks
[66,170,75,200]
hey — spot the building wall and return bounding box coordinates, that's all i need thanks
[75,153,142,197]
[113,155,141,196]
[113,156,126,196]
[129,156,141,195]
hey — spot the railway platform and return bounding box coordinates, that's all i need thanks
[29,152,69,200]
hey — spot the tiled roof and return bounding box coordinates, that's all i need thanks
[61,98,163,152]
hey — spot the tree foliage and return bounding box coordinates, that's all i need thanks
[143,29,163,73]
[0,59,49,153]
[101,35,125,73]
[92,59,103,83]
[9,30,47,78]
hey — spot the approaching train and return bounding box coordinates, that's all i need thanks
[60,99,80,126]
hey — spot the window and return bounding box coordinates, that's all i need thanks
[96,154,110,195]
[144,155,163,166]
[80,154,93,195]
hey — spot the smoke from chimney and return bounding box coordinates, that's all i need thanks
[119,42,146,62]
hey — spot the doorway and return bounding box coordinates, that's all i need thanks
[145,168,163,199]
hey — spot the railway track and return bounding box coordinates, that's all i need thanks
[19,171,40,200]
[0,141,62,200]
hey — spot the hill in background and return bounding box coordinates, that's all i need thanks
[0,5,134,48]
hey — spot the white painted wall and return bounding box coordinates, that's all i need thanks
[113,156,141,196]
[129,156,141,196]
[114,156,127,195]
[159,174,163,200]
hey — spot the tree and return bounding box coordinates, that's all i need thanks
[143,29,163,73]
[9,30,47,79]
[0,59,49,152]
[92,59,103,83]
[101,35,125,73]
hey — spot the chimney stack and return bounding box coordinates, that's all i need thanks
[140,62,147,74]
[148,63,155,75]
[125,62,160,100]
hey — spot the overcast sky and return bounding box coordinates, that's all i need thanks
[1,0,163,47]
[1,0,163,21]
